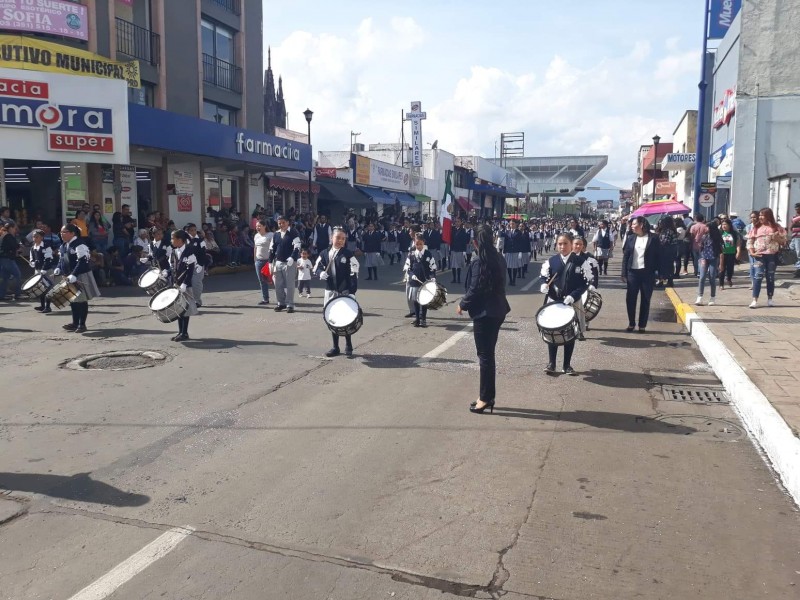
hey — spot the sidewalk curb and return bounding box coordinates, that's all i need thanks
[666,287,800,505]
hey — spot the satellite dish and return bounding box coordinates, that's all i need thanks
[431,140,438,149]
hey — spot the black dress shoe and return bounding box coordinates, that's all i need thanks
[420,320,428,328]
[274,305,286,312]
[175,333,189,342]
[286,306,295,313]
[325,348,341,357]
[171,333,182,341]
[545,363,556,374]
[345,348,354,358]
[563,366,578,376]
[34,306,44,312]
[469,401,495,414]
[74,326,87,333]
[578,334,586,341]
[63,323,77,331]
[413,321,420,327]
[42,307,52,313]
[404,312,415,318]
[625,325,635,332]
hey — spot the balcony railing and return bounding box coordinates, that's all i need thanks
[203,53,242,93]
[116,17,160,66]
[212,0,241,15]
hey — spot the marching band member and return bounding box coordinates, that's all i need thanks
[361,222,384,281]
[29,228,56,313]
[312,215,333,256]
[269,215,301,313]
[385,224,400,265]
[184,223,208,307]
[346,222,360,252]
[449,218,470,283]
[592,220,614,275]
[424,221,444,269]
[502,220,523,286]
[315,228,359,357]
[169,230,198,342]
[147,227,172,271]
[539,232,590,375]
[572,237,599,339]
[404,233,437,328]
[56,224,100,333]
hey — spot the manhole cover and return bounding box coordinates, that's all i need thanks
[662,385,729,405]
[748,315,800,324]
[63,351,170,371]
[650,415,744,441]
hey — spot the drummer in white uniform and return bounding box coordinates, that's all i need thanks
[314,228,359,357]
[168,230,198,342]
[28,229,56,313]
[571,237,599,339]
[539,232,590,375]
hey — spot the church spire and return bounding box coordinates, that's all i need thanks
[264,47,287,135]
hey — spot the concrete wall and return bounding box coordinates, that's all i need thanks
[242,0,263,132]
[164,1,201,118]
[739,0,800,97]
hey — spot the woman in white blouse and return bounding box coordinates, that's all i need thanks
[621,217,660,333]
[253,219,274,305]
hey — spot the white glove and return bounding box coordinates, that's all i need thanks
[589,285,596,292]
[563,295,575,305]
[139,257,149,263]
[286,257,295,267]
[160,269,169,278]
[319,272,329,280]
[195,265,203,274]
[67,275,77,284]
[179,283,187,293]
[540,283,549,294]
[53,268,61,276]
[29,260,35,267]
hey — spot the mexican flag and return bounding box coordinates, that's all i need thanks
[440,170,454,244]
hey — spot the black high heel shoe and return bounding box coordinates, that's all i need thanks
[469,401,495,414]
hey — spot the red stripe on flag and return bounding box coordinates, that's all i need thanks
[441,216,452,245]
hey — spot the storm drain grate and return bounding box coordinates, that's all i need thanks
[661,385,729,405]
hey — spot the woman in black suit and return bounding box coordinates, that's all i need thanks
[621,216,660,333]
[457,224,511,414]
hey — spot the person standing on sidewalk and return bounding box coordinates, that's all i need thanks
[746,210,760,289]
[688,214,708,277]
[695,221,723,306]
[747,207,787,308]
[0,221,23,301]
[622,216,660,333]
[458,224,510,413]
[269,215,301,313]
[719,219,740,289]
[791,202,800,278]
[253,220,273,305]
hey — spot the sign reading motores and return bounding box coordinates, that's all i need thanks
[0,34,140,87]
[0,67,130,163]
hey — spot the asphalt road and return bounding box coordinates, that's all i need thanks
[1,258,798,600]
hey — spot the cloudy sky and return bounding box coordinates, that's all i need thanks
[262,0,705,189]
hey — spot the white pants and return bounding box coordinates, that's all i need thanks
[575,300,587,334]
[273,262,297,307]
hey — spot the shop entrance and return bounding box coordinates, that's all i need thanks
[3,160,62,232]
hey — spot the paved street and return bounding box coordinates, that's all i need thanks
[1,261,799,600]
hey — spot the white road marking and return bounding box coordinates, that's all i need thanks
[67,526,195,600]
[521,277,539,292]
[416,323,473,364]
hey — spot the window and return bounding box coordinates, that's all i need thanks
[202,19,234,64]
[203,101,236,126]
[129,83,156,107]
[201,18,241,92]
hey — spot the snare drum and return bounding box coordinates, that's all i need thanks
[45,280,82,309]
[138,267,169,296]
[22,273,53,299]
[149,288,189,323]
[535,302,579,345]
[323,295,363,337]
[417,280,447,310]
[581,289,603,322]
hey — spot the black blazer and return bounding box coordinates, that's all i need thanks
[622,233,660,277]
[459,258,511,319]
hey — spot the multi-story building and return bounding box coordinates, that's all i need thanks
[0,0,311,233]
[664,110,697,206]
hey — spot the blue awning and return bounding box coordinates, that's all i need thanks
[355,186,395,203]
[389,192,419,207]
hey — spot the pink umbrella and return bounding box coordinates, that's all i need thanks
[630,199,691,218]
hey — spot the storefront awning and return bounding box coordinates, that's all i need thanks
[317,178,374,208]
[266,176,319,194]
[390,192,419,207]
[355,186,394,203]
[456,196,479,212]
[414,194,432,203]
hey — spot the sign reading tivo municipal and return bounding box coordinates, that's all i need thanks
[0,67,129,163]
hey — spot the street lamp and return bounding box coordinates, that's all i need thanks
[304,108,313,212]
[652,134,661,202]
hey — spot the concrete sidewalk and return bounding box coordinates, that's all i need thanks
[666,261,800,504]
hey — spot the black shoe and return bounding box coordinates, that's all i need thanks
[42,307,51,314]
[563,366,578,376]
[286,306,295,313]
[74,325,87,333]
[637,327,647,333]
[404,312,415,318]
[345,348,354,358]
[366,276,372,280]
[545,363,556,374]
[34,306,44,312]
[469,401,495,414]
[325,348,341,357]
[585,325,590,331]
[413,320,420,327]
[258,300,270,305]
[625,325,635,332]
[171,333,182,341]
[175,333,189,342]
[63,323,77,331]
[420,320,428,328]
[196,302,202,308]
[578,334,586,341]
[274,305,286,312]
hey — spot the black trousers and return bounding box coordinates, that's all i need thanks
[720,253,736,284]
[70,302,89,326]
[626,268,655,328]
[331,332,352,350]
[548,340,575,369]
[473,316,504,403]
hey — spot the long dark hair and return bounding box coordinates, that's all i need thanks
[474,224,505,292]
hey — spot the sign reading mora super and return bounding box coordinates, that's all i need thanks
[0,67,129,163]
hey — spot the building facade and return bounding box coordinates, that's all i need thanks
[0,0,311,234]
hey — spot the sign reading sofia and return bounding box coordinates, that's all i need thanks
[0,67,129,163]
[0,0,88,41]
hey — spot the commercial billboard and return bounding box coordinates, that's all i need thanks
[0,35,140,87]
[708,0,741,40]
[597,199,614,210]
[0,0,88,40]
[353,154,410,191]
[0,67,130,163]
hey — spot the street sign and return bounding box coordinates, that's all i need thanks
[699,192,715,207]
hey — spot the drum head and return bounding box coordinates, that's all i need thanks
[581,290,588,305]
[537,303,576,328]
[150,288,180,310]
[418,281,437,305]
[324,296,359,327]
[139,268,160,287]
[22,274,43,290]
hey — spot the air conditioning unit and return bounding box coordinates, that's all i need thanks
[352,143,365,152]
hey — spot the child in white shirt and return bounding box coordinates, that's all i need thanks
[296,249,313,297]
